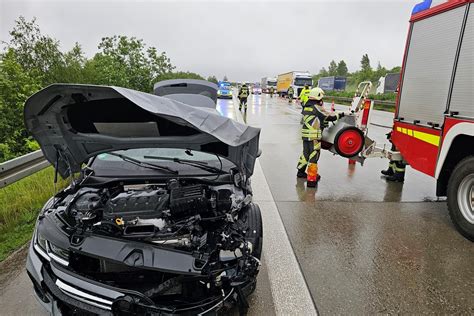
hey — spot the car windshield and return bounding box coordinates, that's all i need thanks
[268,81,277,86]
[294,78,313,86]
[91,148,235,177]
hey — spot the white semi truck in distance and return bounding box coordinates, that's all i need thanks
[276,71,313,97]
[261,77,277,94]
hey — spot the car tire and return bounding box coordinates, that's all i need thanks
[447,156,474,241]
[244,203,263,259]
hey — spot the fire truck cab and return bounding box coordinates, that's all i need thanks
[393,0,474,240]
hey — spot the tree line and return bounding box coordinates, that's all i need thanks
[313,54,401,90]
[0,17,221,162]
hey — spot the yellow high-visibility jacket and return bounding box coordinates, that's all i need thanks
[299,88,310,104]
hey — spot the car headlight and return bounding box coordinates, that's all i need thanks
[34,230,50,261]
[48,242,69,265]
[34,230,69,266]
[36,231,48,251]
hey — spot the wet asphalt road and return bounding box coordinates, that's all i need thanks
[219,94,474,314]
[0,93,472,315]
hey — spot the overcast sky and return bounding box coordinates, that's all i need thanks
[1,0,443,82]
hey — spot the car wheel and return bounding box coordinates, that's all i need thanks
[244,203,263,259]
[447,156,474,241]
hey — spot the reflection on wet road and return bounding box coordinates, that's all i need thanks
[218,93,474,314]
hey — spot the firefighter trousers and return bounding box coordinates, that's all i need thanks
[297,140,321,171]
[239,97,248,110]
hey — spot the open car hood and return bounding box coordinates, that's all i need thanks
[24,84,260,178]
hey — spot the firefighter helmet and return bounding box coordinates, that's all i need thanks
[308,87,325,101]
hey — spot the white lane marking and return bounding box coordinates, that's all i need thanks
[233,105,318,315]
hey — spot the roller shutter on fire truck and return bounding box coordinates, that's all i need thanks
[397,6,466,126]
[450,8,474,118]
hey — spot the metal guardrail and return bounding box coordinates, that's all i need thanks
[326,95,396,107]
[0,150,50,188]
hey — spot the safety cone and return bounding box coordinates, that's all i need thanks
[331,101,335,112]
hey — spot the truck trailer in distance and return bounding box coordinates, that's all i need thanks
[318,76,347,91]
[376,73,400,94]
[260,77,277,93]
[276,71,313,97]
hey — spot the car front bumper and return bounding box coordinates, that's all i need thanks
[26,239,255,315]
[217,94,233,99]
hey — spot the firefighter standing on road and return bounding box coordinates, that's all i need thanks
[238,84,250,111]
[269,86,274,98]
[297,87,345,187]
[299,84,311,106]
[287,86,294,103]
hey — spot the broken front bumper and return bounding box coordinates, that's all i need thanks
[27,239,256,315]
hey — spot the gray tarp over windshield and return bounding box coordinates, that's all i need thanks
[24,84,260,178]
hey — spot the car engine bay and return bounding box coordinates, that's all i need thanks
[37,178,262,313]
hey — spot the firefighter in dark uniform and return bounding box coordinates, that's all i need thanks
[238,84,250,111]
[297,87,345,187]
[287,86,294,103]
[381,132,406,182]
[269,86,274,98]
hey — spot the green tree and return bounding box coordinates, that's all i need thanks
[328,60,337,76]
[207,76,218,84]
[154,71,204,82]
[54,43,87,83]
[223,75,228,82]
[336,60,348,76]
[0,49,42,161]
[319,67,329,77]
[361,54,371,72]
[5,16,64,85]
[88,35,174,92]
[390,66,402,73]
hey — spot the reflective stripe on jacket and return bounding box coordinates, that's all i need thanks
[301,100,340,140]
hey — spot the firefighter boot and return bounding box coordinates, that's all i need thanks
[381,162,394,176]
[386,172,405,182]
[386,162,405,182]
[297,170,307,178]
[306,163,321,187]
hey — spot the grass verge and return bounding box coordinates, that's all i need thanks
[0,167,67,262]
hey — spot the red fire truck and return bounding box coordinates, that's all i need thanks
[322,0,473,241]
[393,0,473,240]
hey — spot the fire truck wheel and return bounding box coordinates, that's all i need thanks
[447,156,474,242]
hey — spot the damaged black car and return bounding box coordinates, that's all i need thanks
[25,80,262,315]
